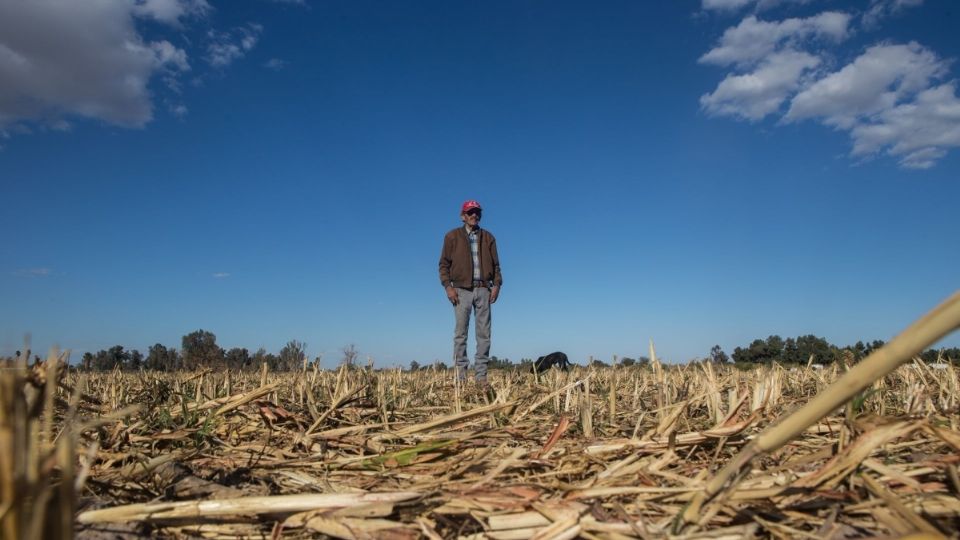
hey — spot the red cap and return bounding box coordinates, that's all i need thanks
[461,200,482,213]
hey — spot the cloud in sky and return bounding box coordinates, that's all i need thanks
[701,0,815,14]
[699,3,960,168]
[786,42,946,128]
[207,24,262,67]
[862,0,924,29]
[701,50,821,121]
[133,0,210,26]
[699,12,851,68]
[0,0,260,133]
[847,82,960,169]
[212,272,231,278]
[264,58,287,71]
[13,268,53,277]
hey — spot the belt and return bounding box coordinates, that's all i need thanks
[472,280,489,288]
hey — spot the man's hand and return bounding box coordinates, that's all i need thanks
[490,285,500,304]
[446,286,459,305]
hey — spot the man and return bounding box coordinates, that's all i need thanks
[439,200,502,385]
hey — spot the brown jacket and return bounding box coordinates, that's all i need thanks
[439,226,503,288]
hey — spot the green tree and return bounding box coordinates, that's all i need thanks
[709,345,729,364]
[409,360,421,371]
[589,358,609,368]
[279,340,307,371]
[146,343,179,371]
[91,345,129,371]
[783,338,800,364]
[81,352,94,371]
[794,334,835,364]
[224,347,251,370]
[765,335,785,362]
[128,349,143,370]
[252,348,280,370]
[182,330,222,369]
[487,356,514,370]
[341,344,359,367]
[864,340,886,356]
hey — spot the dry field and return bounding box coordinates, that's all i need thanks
[3,295,960,539]
[3,355,959,539]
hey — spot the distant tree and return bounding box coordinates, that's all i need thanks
[487,356,514,370]
[851,340,867,360]
[81,352,94,371]
[146,343,180,371]
[732,339,763,364]
[765,335,785,362]
[182,330,222,369]
[783,338,799,364]
[864,340,886,356]
[589,358,609,368]
[252,348,280,370]
[128,349,143,370]
[224,347,251,370]
[709,345,729,364]
[279,340,307,371]
[409,360,421,371]
[90,345,129,371]
[794,334,836,364]
[341,344,359,367]
[620,357,636,367]
[940,347,960,362]
[731,336,786,364]
[732,335,838,365]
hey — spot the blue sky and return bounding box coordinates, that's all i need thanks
[2,0,958,367]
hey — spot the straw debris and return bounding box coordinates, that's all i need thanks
[3,292,959,538]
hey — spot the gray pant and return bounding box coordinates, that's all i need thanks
[453,286,491,382]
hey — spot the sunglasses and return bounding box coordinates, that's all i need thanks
[465,209,482,216]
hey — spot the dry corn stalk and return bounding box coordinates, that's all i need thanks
[679,290,960,531]
[77,491,422,524]
[1,349,75,540]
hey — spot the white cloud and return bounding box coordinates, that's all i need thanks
[0,0,192,130]
[14,268,53,277]
[151,41,191,72]
[212,272,230,278]
[207,24,262,67]
[862,0,923,29]
[700,12,851,68]
[849,82,960,168]
[701,50,821,120]
[264,58,287,70]
[701,0,816,13]
[133,0,210,26]
[787,43,947,128]
[702,0,754,11]
[700,3,960,169]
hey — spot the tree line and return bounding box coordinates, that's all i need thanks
[41,329,958,372]
[711,334,958,366]
[76,330,335,372]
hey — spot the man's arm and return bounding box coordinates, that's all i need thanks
[489,237,502,304]
[439,232,458,305]
[439,231,453,286]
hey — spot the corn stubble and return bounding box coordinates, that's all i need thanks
[2,292,959,539]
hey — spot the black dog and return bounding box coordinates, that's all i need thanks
[532,351,570,373]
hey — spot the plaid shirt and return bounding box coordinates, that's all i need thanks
[467,226,481,281]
